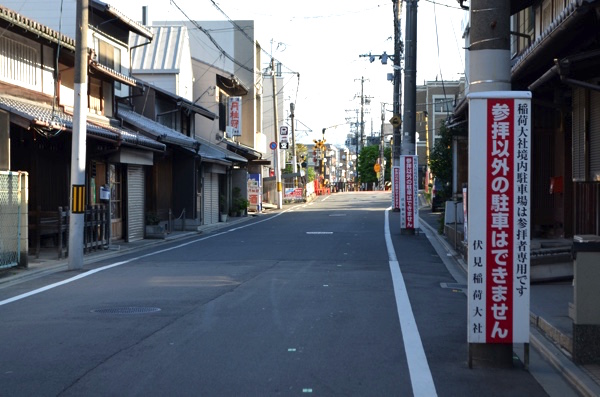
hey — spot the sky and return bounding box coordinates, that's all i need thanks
[104,0,467,147]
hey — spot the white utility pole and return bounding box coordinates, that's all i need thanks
[467,0,513,368]
[68,0,88,270]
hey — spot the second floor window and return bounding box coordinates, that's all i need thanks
[434,97,452,113]
[94,38,122,90]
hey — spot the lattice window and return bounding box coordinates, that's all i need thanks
[0,36,39,89]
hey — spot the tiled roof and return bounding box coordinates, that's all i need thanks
[119,108,198,148]
[90,61,138,87]
[118,107,245,163]
[0,5,76,51]
[0,95,165,151]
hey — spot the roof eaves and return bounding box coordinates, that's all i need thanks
[118,107,198,150]
[90,60,138,86]
[92,0,154,40]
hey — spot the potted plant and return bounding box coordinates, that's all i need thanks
[145,212,166,239]
[235,197,249,216]
[219,194,228,222]
[231,186,249,217]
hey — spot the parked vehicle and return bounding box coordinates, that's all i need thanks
[431,178,445,212]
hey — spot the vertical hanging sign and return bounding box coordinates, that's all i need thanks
[392,165,400,209]
[400,155,419,229]
[467,92,531,344]
[227,96,242,137]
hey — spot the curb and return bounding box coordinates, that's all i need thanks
[530,327,600,397]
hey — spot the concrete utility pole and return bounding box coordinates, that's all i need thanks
[360,77,366,153]
[271,57,282,209]
[68,0,88,270]
[392,0,403,208]
[469,0,511,93]
[401,0,417,158]
[354,110,359,188]
[468,0,512,367]
[380,103,386,190]
[400,0,418,234]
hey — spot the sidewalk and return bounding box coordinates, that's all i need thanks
[419,216,600,397]
[2,200,600,396]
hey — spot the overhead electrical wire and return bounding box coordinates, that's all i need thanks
[170,0,253,73]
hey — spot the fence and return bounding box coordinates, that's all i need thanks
[83,204,110,253]
[263,173,306,205]
[0,171,27,269]
[28,204,109,258]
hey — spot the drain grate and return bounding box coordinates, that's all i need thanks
[92,307,161,315]
[440,282,467,291]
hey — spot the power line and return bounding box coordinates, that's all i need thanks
[170,0,253,73]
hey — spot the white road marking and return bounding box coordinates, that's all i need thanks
[384,207,438,397]
[306,232,333,235]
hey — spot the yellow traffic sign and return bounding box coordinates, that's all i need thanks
[389,115,401,128]
[374,163,381,173]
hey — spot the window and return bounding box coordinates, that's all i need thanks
[218,90,227,132]
[542,0,552,32]
[510,15,517,58]
[0,33,39,89]
[89,77,103,115]
[433,97,452,113]
[109,164,122,220]
[95,38,122,90]
[554,0,566,18]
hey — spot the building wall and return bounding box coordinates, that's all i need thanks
[174,20,263,155]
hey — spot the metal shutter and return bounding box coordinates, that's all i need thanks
[590,90,600,180]
[572,87,586,181]
[203,172,219,225]
[127,165,145,242]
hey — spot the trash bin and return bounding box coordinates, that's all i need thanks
[572,234,600,364]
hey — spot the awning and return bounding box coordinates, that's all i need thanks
[225,140,263,161]
[0,95,165,151]
[137,82,218,120]
[178,100,217,121]
[217,74,249,96]
[204,139,248,163]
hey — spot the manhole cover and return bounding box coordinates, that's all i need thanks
[440,282,467,291]
[92,307,161,315]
